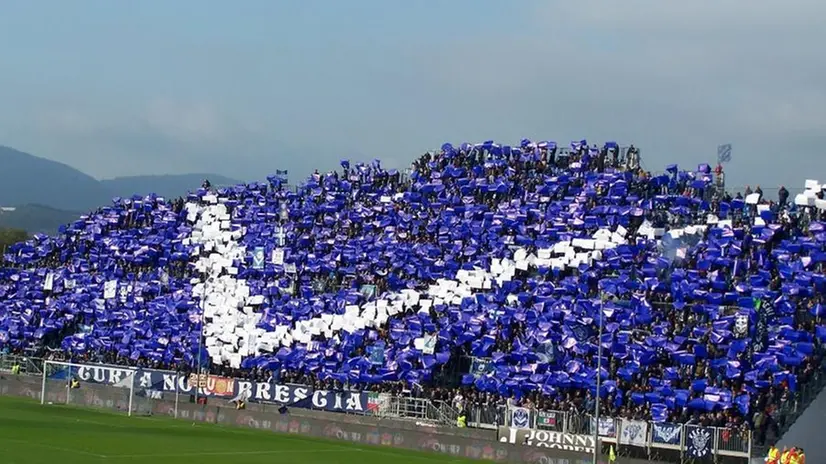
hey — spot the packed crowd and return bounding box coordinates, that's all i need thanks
[1,140,825,444]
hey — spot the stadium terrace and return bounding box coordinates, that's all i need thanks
[1,139,824,445]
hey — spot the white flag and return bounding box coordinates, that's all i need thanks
[104,280,118,300]
[44,273,55,291]
[272,248,284,265]
[422,334,437,355]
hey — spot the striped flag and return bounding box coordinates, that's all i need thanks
[717,144,732,163]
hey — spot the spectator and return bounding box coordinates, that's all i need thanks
[778,186,789,207]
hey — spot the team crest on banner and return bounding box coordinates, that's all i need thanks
[734,314,749,338]
[470,358,493,377]
[686,427,713,459]
[188,373,235,397]
[208,376,235,396]
[593,417,617,437]
[620,419,647,446]
[252,247,265,269]
[652,423,681,445]
[510,407,530,429]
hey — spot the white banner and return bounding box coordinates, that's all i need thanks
[118,283,132,303]
[498,427,595,454]
[735,314,749,338]
[103,280,117,300]
[620,419,648,447]
[595,417,616,437]
[422,334,437,355]
[272,248,284,265]
[510,407,531,429]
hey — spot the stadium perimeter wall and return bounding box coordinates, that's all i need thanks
[0,373,664,464]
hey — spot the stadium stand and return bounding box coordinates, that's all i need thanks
[1,140,825,458]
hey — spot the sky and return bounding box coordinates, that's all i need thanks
[0,0,824,194]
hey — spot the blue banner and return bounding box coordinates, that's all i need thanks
[368,343,385,365]
[686,426,714,460]
[252,247,265,269]
[651,423,681,445]
[359,284,376,300]
[61,364,377,414]
[470,357,494,377]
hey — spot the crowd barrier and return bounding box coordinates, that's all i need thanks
[465,404,752,462]
[0,372,662,464]
[4,354,817,463]
[0,356,812,459]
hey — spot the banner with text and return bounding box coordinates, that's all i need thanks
[685,426,715,462]
[63,364,377,414]
[498,427,596,455]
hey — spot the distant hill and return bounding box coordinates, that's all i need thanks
[0,145,246,233]
[0,204,82,234]
[100,174,242,200]
[0,145,112,212]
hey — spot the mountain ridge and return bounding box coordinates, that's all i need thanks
[0,145,244,233]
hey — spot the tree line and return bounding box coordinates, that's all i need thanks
[0,227,28,262]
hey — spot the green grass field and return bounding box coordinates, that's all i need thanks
[0,396,483,464]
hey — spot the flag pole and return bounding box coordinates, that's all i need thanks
[195,282,204,404]
[594,293,604,464]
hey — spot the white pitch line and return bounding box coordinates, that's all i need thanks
[106,448,358,459]
[0,437,108,459]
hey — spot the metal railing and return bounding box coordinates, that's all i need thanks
[271,387,455,426]
[0,354,43,375]
[370,395,453,425]
[433,399,460,426]
[473,405,753,460]
[467,403,506,430]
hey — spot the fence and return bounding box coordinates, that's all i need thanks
[0,354,42,375]
[477,405,753,462]
[750,367,825,455]
[370,395,456,425]
[0,355,459,426]
[306,390,457,426]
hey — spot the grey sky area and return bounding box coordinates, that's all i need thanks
[0,1,823,195]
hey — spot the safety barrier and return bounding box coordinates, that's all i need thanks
[486,405,752,461]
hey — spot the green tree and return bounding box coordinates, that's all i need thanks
[0,227,28,261]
